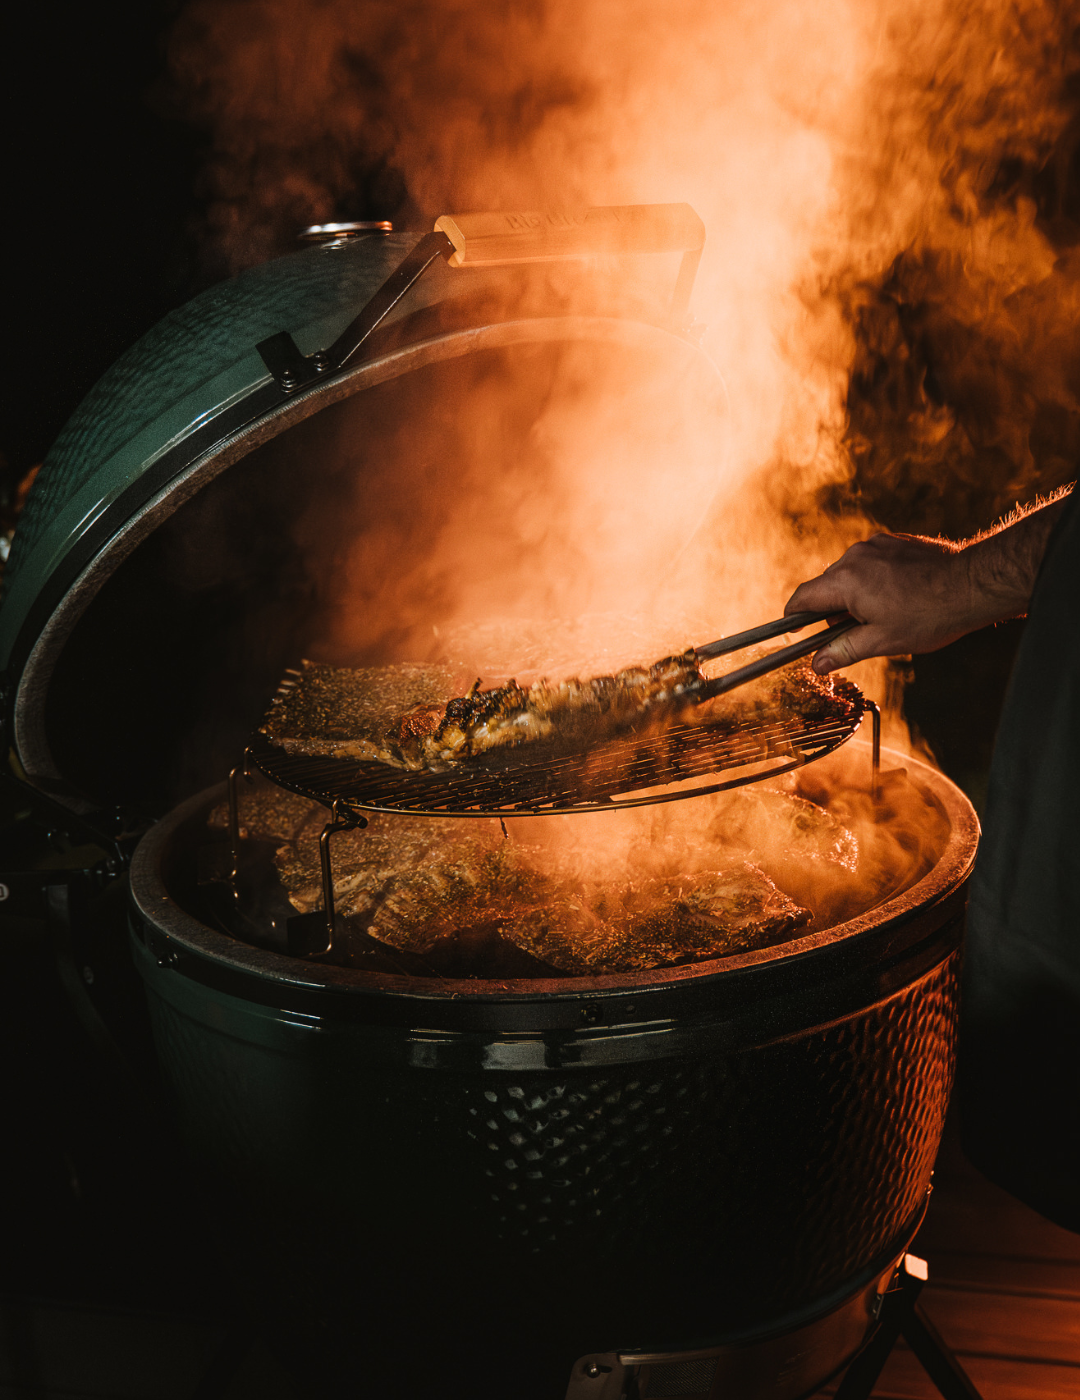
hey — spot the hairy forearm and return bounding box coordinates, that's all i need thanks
[960,490,1073,627]
[784,484,1074,673]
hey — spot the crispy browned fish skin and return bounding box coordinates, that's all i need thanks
[501,865,810,974]
[260,661,463,765]
[275,815,466,938]
[259,654,708,771]
[262,790,813,972]
[406,650,707,768]
[259,651,853,774]
[692,662,852,733]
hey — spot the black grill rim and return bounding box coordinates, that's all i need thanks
[126,743,979,1035]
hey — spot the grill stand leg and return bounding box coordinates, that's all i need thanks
[833,1254,983,1400]
[863,700,881,802]
[287,800,367,958]
[226,752,254,903]
[227,756,369,958]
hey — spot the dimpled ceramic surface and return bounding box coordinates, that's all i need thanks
[8,234,419,571]
[133,927,957,1393]
[0,233,431,662]
[471,966,956,1288]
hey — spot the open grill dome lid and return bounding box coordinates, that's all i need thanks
[0,205,726,833]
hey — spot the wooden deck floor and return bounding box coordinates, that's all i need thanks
[815,1117,1080,1400]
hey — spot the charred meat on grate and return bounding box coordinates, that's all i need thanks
[260,652,851,773]
[207,782,868,973]
[260,661,464,766]
[501,865,810,973]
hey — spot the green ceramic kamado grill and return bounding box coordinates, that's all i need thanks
[0,207,979,1400]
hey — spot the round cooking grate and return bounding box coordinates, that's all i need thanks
[245,676,868,818]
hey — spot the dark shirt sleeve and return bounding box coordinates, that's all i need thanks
[960,489,1080,1229]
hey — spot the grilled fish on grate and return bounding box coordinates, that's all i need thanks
[260,661,464,765]
[260,652,850,774]
[405,650,707,768]
[205,780,864,974]
[500,865,810,973]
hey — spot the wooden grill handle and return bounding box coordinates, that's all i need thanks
[434,203,705,268]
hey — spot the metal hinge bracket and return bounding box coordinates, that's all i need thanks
[256,230,456,393]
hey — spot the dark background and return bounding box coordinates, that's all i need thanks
[0,3,256,1376]
[0,0,293,1363]
[4,3,203,484]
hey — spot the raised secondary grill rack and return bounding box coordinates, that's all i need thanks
[246,675,873,817]
[230,669,880,958]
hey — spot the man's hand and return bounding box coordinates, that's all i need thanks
[786,535,973,672]
[785,491,1072,674]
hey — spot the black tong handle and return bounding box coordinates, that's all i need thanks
[695,609,848,660]
[699,615,859,700]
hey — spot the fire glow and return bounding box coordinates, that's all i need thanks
[168,0,1077,948]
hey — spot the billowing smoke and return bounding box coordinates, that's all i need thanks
[827,1,1080,538]
[165,0,1080,737]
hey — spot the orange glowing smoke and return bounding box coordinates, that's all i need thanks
[166,0,1080,744]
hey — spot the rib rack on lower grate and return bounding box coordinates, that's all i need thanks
[245,676,869,817]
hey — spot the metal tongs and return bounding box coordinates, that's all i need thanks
[694,610,858,698]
